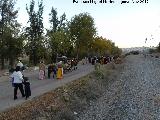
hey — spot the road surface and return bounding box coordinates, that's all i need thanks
[0,63,94,112]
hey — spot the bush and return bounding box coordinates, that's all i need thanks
[149,48,157,54]
[130,50,139,55]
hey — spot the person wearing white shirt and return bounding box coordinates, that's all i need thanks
[11,66,25,100]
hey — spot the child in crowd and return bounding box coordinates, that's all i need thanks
[23,77,31,100]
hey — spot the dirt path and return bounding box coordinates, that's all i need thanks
[76,54,160,120]
[0,63,94,112]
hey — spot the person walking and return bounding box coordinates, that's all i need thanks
[39,61,45,80]
[17,60,24,71]
[23,77,31,100]
[52,63,57,79]
[11,66,25,100]
[57,61,63,79]
[48,64,53,79]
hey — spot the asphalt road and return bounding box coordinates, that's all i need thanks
[0,63,94,112]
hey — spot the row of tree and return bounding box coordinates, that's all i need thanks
[0,0,122,69]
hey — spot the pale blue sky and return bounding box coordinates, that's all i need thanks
[15,0,160,48]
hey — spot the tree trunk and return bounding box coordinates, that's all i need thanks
[76,46,79,60]
[9,56,15,68]
[1,56,5,70]
[33,49,38,66]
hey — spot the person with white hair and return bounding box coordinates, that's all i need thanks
[17,60,24,71]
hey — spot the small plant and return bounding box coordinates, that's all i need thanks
[95,69,104,79]
[94,63,101,71]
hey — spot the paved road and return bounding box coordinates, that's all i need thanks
[0,63,94,112]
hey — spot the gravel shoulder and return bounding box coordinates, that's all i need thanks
[76,54,160,120]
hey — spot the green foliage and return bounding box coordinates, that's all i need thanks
[0,1,122,68]
[149,48,157,54]
[90,36,122,56]
[48,29,72,59]
[25,0,45,65]
[94,63,105,79]
[49,7,59,33]
[47,7,73,62]
[69,13,96,58]
[0,0,23,68]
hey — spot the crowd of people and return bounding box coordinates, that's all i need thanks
[9,55,115,100]
[9,57,80,100]
[38,58,78,80]
[39,61,63,80]
[88,56,115,65]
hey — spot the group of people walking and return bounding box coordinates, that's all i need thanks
[38,58,79,80]
[10,61,31,100]
[10,57,79,100]
[39,61,64,80]
[88,56,114,65]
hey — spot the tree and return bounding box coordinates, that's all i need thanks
[0,0,23,69]
[156,42,160,52]
[69,13,96,59]
[26,0,44,65]
[49,7,59,33]
[90,36,122,57]
[47,7,72,62]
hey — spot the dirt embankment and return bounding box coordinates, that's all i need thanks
[0,62,123,120]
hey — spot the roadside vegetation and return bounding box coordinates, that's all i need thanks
[0,0,121,69]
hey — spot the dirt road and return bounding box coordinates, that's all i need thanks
[76,54,160,120]
[0,63,94,112]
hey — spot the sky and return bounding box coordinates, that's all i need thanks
[15,0,160,48]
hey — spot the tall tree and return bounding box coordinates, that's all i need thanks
[91,36,122,56]
[69,13,96,59]
[26,0,44,65]
[47,7,72,62]
[0,0,22,69]
[49,7,59,33]
[59,13,67,30]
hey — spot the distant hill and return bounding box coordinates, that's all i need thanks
[121,47,154,54]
